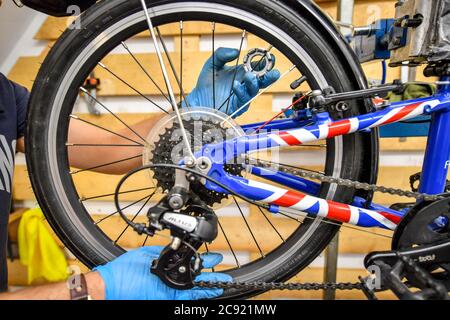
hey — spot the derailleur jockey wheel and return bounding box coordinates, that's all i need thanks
[143,107,245,207]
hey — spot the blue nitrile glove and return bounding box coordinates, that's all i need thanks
[185,47,281,117]
[94,246,232,300]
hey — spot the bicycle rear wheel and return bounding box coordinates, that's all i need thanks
[27,0,371,299]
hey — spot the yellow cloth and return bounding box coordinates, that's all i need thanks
[18,208,68,284]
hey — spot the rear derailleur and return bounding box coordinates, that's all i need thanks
[146,187,218,290]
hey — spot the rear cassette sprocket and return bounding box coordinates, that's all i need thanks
[144,108,245,207]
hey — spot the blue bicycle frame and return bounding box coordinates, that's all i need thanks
[196,76,450,231]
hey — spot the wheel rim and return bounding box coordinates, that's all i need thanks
[42,1,345,286]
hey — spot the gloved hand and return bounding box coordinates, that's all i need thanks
[185,47,281,117]
[94,246,231,300]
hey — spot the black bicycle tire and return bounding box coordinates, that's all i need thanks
[26,0,369,299]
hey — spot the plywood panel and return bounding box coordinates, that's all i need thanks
[9,50,301,95]
[380,137,427,151]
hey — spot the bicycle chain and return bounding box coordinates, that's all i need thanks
[245,157,443,202]
[194,280,362,291]
[192,156,445,293]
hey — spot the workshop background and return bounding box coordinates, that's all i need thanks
[0,0,435,300]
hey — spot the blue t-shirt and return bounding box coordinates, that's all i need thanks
[0,72,28,292]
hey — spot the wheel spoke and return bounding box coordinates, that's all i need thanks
[180,21,183,103]
[114,192,155,244]
[121,41,171,104]
[95,193,154,225]
[233,197,264,258]
[218,41,271,114]
[204,243,215,272]
[297,144,327,148]
[222,64,297,122]
[140,0,195,160]
[257,207,285,243]
[248,157,326,176]
[70,154,142,175]
[251,91,311,134]
[261,144,326,148]
[218,220,240,268]
[97,62,169,114]
[79,87,149,143]
[155,27,191,109]
[219,30,246,114]
[280,209,393,239]
[66,143,143,148]
[69,115,144,147]
[253,45,273,71]
[212,22,216,110]
[81,186,154,202]
[142,234,150,247]
[278,211,303,223]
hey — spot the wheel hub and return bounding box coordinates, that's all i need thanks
[143,108,245,207]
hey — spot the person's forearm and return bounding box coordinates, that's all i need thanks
[0,272,105,300]
[68,115,164,175]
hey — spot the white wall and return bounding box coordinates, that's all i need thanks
[0,1,47,74]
